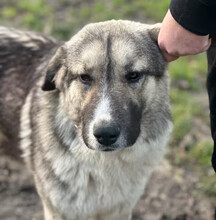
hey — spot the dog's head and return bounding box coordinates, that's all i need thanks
[42,20,171,152]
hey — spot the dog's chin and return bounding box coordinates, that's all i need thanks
[99,146,119,152]
[86,145,121,152]
[83,140,123,152]
[86,143,128,152]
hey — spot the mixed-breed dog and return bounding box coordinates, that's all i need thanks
[0,20,173,219]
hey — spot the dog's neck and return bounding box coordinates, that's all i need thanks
[54,108,78,149]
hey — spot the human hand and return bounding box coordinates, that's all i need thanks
[158,10,211,62]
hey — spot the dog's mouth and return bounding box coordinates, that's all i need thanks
[99,143,132,152]
[101,147,116,152]
[85,143,121,152]
[99,145,124,152]
[83,138,130,152]
[82,137,124,152]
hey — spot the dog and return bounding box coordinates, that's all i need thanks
[0,20,172,220]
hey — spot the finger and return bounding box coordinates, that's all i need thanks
[198,37,211,53]
[205,38,212,50]
[163,51,179,62]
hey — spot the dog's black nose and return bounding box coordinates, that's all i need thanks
[93,125,120,146]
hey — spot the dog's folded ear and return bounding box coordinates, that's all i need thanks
[42,45,66,91]
[148,23,161,44]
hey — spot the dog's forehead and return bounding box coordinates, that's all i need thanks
[69,41,106,73]
[110,38,149,70]
[65,21,161,73]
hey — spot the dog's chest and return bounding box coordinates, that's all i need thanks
[45,151,150,218]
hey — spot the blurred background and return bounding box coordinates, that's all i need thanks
[0,0,215,219]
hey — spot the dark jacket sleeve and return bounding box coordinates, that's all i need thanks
[170,0,216,35]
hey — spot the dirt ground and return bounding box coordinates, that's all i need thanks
[0,155,215,220]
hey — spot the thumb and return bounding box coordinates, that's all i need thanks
[162,51,179,62]
[204,38,212,51]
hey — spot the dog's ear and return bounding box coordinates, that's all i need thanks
[148,23,161,43]
[42,45,66,91]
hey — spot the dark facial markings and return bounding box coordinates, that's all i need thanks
[105,35,113,83]
[126,101,143,146]
[109,94,143,148]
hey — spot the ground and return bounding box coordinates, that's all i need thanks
[0,155,215,220]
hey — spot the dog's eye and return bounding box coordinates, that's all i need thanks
[79,74,93,85]
[126,72,142,83]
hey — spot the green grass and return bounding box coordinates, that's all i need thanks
[1,0,53,33]
[170,89,204,144]
[0,0,170,39]
[189,140,213,167]
[134,0,170,21]
[2,7,17,18]
[169,53,207,90]
[172,139,213,167]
